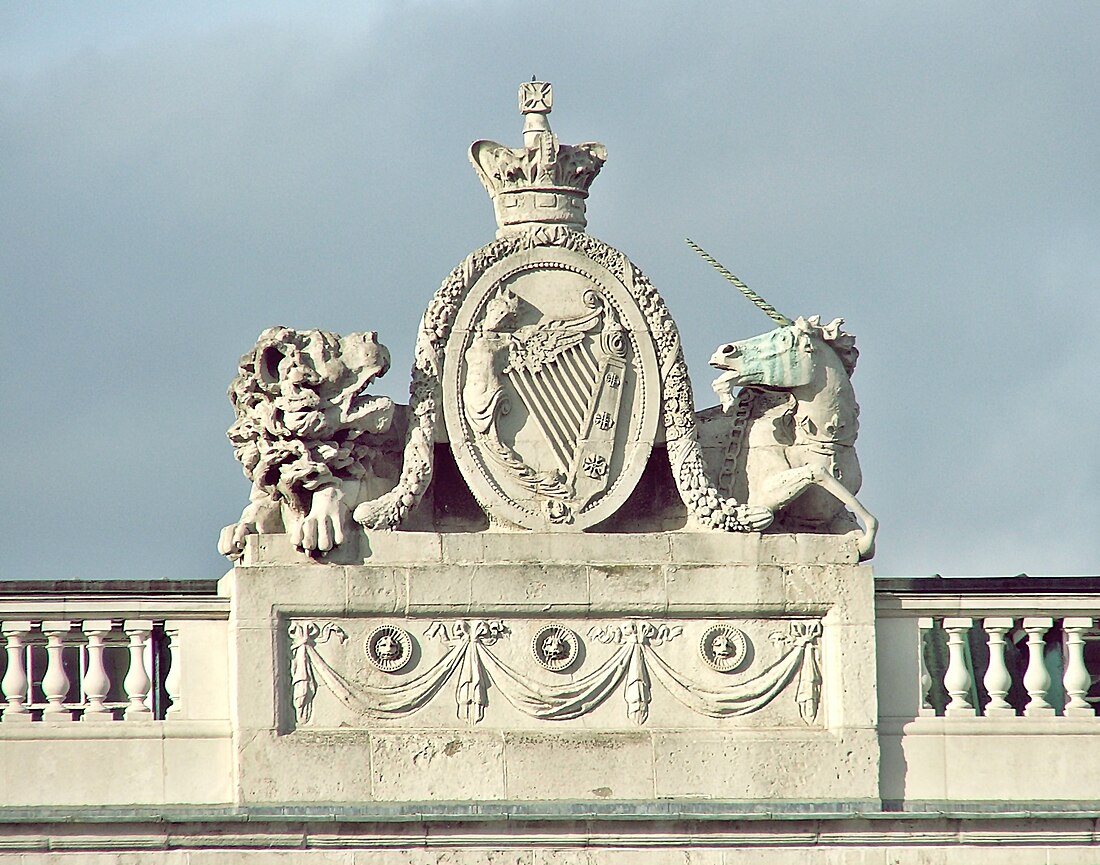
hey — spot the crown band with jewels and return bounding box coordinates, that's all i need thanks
[469,81,607,235]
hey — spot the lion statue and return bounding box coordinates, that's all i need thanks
[218,327,396,558]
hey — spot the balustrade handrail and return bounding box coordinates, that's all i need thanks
[0,579,227,621]
[876,574,1100,593]
[877,576,1100,619]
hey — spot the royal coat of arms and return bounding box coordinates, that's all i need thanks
[220,80,869,551]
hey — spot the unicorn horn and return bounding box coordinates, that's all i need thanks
[685,238,792,326]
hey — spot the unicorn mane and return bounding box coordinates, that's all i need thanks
[797,316,858,376]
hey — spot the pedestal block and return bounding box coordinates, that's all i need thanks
[221,531,879,809]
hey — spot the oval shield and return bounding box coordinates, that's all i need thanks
[443,243,660,530]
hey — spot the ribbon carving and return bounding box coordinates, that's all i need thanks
[289,621,347,724]
[289,619,822,727]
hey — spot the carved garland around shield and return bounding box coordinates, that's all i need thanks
[354,225,762,532]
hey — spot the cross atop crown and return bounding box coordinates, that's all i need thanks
[469,81,607,237]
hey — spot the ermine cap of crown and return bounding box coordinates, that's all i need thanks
[469,81,607,237]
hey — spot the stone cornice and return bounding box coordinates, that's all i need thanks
[2,806,1100,852]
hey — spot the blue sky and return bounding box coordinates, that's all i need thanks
[3,2,1099,580]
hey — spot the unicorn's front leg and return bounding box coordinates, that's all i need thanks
[750,465,819,513]
[750,465,877,560]
[803,467,877,560]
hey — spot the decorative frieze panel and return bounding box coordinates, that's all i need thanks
[286,616,822,731]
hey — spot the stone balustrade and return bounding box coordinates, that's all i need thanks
[1,618,169,722]
[0,579,232,807]
[876,576,1100,720]
[0,580,228,726]
[3,571,1100,815]
[876,575,1100,806]
[916,614,1097,718]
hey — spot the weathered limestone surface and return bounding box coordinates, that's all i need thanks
[222,531,879,808]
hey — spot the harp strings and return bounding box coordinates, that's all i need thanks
[508,339,600,475]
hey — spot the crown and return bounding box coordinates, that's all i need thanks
[469,81,607,236]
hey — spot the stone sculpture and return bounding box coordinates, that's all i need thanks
[350,81,776,534]
[532,624,580,672]
[707,315,876,557]
[694,244,877,557]
[219,327,395,557]
[700,623,749,672]
[688,241,876,557]
[219,81,876,554]
[365,624,413,673]
[202,82,883,822]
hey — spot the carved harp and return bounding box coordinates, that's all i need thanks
[505,293,628,504]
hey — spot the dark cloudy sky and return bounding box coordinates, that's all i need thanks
[3,3,1098,581]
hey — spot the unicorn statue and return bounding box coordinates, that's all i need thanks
[688,240,878,560]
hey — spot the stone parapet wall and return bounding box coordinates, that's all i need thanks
[0,586,232,808]
[876,584,1100,806]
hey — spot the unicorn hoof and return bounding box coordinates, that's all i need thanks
[857,521,878,561]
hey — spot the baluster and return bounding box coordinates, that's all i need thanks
[1,622,33,722]
[81,620,114,722]
[982,617,1015,717]
[1022,617,1056,717]
[41,621,74,721]
[1062,617,1094,718]
[123,620,154,720]
[917,618,936,716]
[163,624,181,719]
[943,618,975,716]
